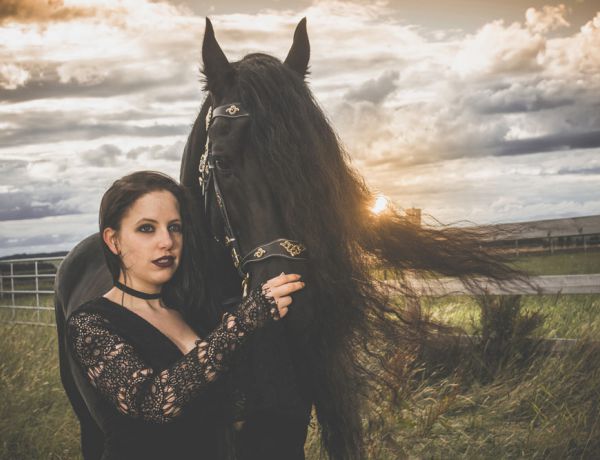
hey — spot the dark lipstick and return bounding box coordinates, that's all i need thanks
[152,256,175,268]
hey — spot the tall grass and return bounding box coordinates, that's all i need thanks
[424,294,600,338]
[303,292,600,459]
[0,324,81,460]
[1,290,599,458]
[3,320,597,459]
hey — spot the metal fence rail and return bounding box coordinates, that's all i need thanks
[1,256,599,329]
[392,273,600,296]
[0,256,64,326]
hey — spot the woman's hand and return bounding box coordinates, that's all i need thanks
[261,273,305,319]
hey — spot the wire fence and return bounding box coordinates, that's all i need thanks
[0,256,64,326]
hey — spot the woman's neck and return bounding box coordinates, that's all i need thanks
[106,275,164,310]
[117,274,161,295]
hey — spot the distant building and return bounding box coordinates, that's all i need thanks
[480,215,600,255]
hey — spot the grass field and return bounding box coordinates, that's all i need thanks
[1,250,599,458]
[2,292,600,459]
[509,250,600,275]
[424,294,600,338]
[0,324,80,460]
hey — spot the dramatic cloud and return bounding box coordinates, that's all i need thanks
[0,213,98,256]
[0,0,96,25]
[525,4,570,34]
[344,70,400,104]
[331,7,600,171]
[0,0,599,256]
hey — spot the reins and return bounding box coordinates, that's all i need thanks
[198,102,307,296]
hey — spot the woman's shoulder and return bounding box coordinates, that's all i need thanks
[66,297,116,327]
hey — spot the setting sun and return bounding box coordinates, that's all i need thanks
[371,195,389,215]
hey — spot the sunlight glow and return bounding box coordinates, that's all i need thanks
[371,195,390,215]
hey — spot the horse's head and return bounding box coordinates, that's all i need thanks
[187,18,314,298]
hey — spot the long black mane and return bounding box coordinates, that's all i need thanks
[184,50,521,459]
[237,52,522,459]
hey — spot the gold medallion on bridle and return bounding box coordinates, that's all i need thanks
[280,240,306,257]
[226,104,240,115]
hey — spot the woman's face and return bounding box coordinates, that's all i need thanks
[104,190,183,291]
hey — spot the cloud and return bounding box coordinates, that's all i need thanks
[0,64,30,89]
[0,159,83,221]
[80,144,123,167]
[0,0,96,24]
[1,0,600,256]
[125,141,186,161]
[0,64,185,101]
[0,213,98,257]
[344,70,399,104]
[496,130,600,156]
[355,148,600,225]
[452,20,545,78]
[0,110,189,147]
[467,81,575,114]
[0,192,78,220]
[525,4,570,34]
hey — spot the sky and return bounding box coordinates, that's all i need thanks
[0,0,599,256]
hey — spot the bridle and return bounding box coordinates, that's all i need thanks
[198,101,307,296]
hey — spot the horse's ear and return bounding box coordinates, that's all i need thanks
[202,17,232,84]
[284,17,310,77]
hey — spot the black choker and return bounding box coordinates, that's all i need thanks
[114,281,161,300]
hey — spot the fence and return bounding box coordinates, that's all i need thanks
[391,273,600,296]
[0,256,64,326]
[1,256,599,328]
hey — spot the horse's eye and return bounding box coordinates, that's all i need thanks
[214,157,232,170]
[210,119,231,137]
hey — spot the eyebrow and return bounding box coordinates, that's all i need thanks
[135,218,182,225]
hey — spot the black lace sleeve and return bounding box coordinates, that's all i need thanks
[67,286,278,423]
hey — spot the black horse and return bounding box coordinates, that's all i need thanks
[56,18,519,460]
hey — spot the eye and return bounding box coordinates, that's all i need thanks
[138,224,154,233]
[210,118,231,137]
[214,157,232,171]
[168,223,182,233]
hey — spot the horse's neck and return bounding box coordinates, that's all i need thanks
[56,233,113,319]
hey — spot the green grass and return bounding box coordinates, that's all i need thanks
[2,299,600,459]
[509,250,600,275]
[0,324,81,460]
[2,252,600,458]
[0,293,55,325]
[423,294,600,339]
[367,340,600,459]
[304,337,600,459]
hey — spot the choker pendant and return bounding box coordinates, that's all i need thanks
[114,280,162,300]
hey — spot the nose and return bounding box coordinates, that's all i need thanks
[157,227,174,250]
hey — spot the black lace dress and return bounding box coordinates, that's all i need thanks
[66,286,278,460]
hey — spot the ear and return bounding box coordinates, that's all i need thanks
[202,17,233,85]
[284,17,310,77]
[103,227,120,255]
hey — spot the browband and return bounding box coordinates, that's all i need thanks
[211,102,250,119]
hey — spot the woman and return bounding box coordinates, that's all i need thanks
[66,171,305,459]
